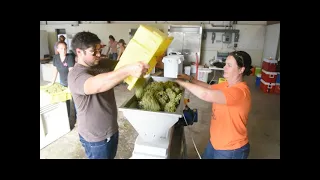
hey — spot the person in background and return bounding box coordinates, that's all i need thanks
[51,41,76,120]
[68,31,149,159]
[51,42,75,87]
[106,35,118,60]
[175,51,252,159]
[54,35,66,55]
[116,39,126,61]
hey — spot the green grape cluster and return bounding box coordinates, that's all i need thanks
[135,81,183,113]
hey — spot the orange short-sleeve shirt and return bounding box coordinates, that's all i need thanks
[210,81,251,150]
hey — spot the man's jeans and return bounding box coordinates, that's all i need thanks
[79,132,119,159]
[202,141,250,159]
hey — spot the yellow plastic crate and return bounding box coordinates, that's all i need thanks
[40,84,72,104]
[114,25,173,90]
[218,78,227,84]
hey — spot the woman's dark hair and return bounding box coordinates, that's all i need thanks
[229,51,253,76]
[118,39,126,46]
[109,35,115,41]
[71,31,101,54]
[59,35,65,41]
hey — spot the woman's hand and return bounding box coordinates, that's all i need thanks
[177,74,190,81]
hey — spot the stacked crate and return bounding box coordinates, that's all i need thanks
[259,58,280,94]
[114,25,173,90]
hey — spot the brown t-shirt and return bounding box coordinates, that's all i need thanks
[68,60,118,142]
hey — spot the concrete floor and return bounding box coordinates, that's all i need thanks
[40,76,280,159]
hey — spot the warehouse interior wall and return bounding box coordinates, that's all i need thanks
[40,21,267,66]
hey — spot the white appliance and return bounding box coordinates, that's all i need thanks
[130,127,175,159]
[118,77,185,159]
[40,101,70,150]
[40,81,70,150]
[162,55,184,78]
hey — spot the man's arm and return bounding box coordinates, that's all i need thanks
[83,62,149,95]
[84,67,129,95]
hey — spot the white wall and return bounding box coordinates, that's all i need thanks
[40,21,267,67]
[40,23,167,55]
[201,24,266,66]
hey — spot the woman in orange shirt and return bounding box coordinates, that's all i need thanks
[176,51,252,159]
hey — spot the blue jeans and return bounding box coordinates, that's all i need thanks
[109,53,118,60]
[202,141,250,159]
[79,132,119,159]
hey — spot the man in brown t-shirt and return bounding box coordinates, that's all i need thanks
[68,31,149,159]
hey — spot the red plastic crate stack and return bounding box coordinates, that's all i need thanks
[260,58,280,94]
